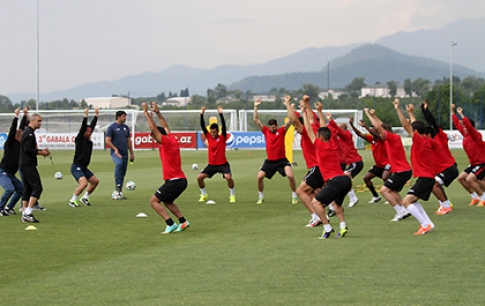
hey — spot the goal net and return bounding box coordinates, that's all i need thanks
[0,109,238,134]
[0,109,239,150]
[238,109,364,148]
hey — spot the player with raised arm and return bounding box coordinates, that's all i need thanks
[451,104,485,207]
[253,96,298,204]
[68,108,99,207]
[349,117,390,203]
[142,102,190,234]
[0,108,28,216]
[197,105,236,203]
[395,100,435,235]
[284,95,322,227]
[420,100,458,215]
[365,108,412,222]
[302,103,351,239]
[327,114,363,207]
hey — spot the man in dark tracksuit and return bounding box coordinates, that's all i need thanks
[19,113,50,223]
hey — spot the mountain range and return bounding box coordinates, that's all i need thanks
[7,18,485,103]
[229,43,484,93]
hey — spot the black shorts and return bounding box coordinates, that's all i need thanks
[201,162,232,178]
[368,165,385,178]
[302,166,324,190]
[407,177,435,201]
[436,164,458,187]
[384,170,412,192]
[154,178,188,204]
[345,161,364,178]
[260,158,291,179]
[315,175,352,207]
[464,163,485,180]
[20,166,43,200]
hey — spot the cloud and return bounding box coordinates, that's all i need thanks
[0,0,484,95]
[214,18,255,24]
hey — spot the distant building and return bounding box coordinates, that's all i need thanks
[163,97,191,107]
[216,96,238,104]
[360,86,414,98]
[320,90,347,99]
[83,97,131,109]
[253,95,276,102]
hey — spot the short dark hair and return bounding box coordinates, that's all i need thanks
[424,125,436,137]
[116,111,127,119]
[411,120,426,134]
[381,123,392,133]
[267,119,277,126]
[209,123,218,130]
[317,126,331,141]
[157,126,167,135]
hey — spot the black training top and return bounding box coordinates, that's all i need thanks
[20,126,39,168]
[73,116,98,166]
[0,116,28,174]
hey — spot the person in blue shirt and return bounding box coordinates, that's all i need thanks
[106,111,134,197]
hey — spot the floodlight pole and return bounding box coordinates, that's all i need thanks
[36,0,40,111]
[449,41,457,130]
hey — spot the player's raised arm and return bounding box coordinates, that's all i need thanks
[19,106,29,130]
[314,102,326,127]
[289,101,305,133]
[406,104,417,123]
[142,102,162,143]
[365,108,386,138]
[394,99,412,136]
[253,98,264,130]
[150,102,171,134]
[349,117,366,139]
[282,95,293,131]
[302,104,316,143]
[284,95,297,123]
[218,105,227,136]
[200,106,209,134]
[90,108,99,130]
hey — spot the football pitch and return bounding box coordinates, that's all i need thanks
[1,148,484,305]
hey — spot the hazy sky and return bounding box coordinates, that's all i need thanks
[1,0,484,95]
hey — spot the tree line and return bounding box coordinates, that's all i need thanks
[1,75,484,130]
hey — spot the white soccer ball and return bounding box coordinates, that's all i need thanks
[192,163,199,170]
[112,190,122,200]
[54,172,63,180]
[126,181,136,191]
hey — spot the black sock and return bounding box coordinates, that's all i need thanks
[178,217,186,224]
[369,185,378,197]
[165,218,174,226]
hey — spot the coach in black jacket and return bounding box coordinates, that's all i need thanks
[19,113,50,223]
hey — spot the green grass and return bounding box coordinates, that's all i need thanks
[1,148,485,305]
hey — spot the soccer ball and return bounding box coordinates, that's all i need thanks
[112,190,122,200]
[54,172,63,180]
[126,181,136,191]
[192,163,199,170]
